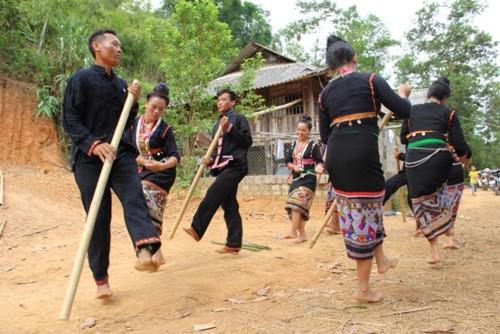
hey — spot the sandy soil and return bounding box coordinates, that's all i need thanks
[0,163,499,334]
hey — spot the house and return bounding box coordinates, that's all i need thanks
[201,43,429,198]
[207,42,329,175]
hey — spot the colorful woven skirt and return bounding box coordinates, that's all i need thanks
[285,186,315,221]
[335,189,385,260]
[142,182,168,235]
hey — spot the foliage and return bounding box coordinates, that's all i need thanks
[273,0,399,74]
[213,52,267,120]
[156,0,273,50]
[154,0,236,156]
[214,0,273,50]
[395,0,500,168]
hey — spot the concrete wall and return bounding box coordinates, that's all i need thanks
[198,174,331,198]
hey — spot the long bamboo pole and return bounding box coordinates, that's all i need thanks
[0,170,3,206]
[395,145,407,223]
[309,111,394,249]
[168,124,225,240]
[59,80,139,321]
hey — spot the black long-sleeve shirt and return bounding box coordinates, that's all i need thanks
[210,110,252,175]
[63,64,138,165]
[319,72,411,144]
[400,102,467,157]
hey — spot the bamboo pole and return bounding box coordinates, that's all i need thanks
[168,124,225,240]
[60,80,139,321]
[309,111,394,249]
[395,146,407,223]
[0,170,3,206]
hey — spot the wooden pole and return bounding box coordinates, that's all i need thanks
[168,125,225,240]
[59,80,139,321]
[309,111,393,249]
[395,146,407,223]
[0,170,3,206]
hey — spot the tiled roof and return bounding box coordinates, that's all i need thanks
[209,62,327,94]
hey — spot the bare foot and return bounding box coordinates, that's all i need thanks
[134,248,159,272]
[215,246,241,255]
[414,229,422,237]
[152,248,166,265]
[281,233,297,240]
[353,289,384,303]
[443,241,458,249]
[96,282,112,299]
[377,258,398,274]
[294,236,308,244]
[427,238,441,264]
[426,255,441,264]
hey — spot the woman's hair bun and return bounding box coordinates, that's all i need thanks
[154,82,169,97]
[326,35,345,49]
[437,77,450,86]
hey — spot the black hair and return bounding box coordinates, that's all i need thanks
[88,29,117,59]
[216,88,237,102]
[325,35,356,70]
[427,77,451,100]
[298,115,313,130]
[146,82,170,106]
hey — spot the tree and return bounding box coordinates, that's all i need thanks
[273,0,399,75]
[214,0,273,49]
[155,0,238,155]
[395,0,500,167]
[156,0,273,49]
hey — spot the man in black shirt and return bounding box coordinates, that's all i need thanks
[183,89,253,254]
[63,29,161,299]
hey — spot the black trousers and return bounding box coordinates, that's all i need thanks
[384,169,412,210]
[191,166,246,248]
[74,150,160,283]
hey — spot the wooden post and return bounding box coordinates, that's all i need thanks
[395,146,407,223]
[59,80,139,321]
[168,125,224,240]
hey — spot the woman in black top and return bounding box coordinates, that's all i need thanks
[126,83,181,265]
[401,77,467,264]
[319,35,411,303]
[283,116,324,243]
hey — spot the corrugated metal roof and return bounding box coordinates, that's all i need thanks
[223,42,296,75]
[209,62,328,94]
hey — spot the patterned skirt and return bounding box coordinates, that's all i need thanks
[406,146,454,240]
[142,182,168,235]
[325,182,338,214]
[285,186,315,221]
[335,189,385,260]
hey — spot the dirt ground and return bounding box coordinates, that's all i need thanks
[0,162,499,334]
[1,78,498,334]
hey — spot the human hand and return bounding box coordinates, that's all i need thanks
[144,159,163,171]
[92,143,116,163]
[201,156,213,166]
[315,164,324,174]
[220,116,229,131]
[128,82,142,103]
[398,83,411,98]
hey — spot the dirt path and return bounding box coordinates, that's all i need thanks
[0,164,499,333]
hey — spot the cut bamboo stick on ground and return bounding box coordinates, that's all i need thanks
[0,220,7,238]
[211,241,271,251]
